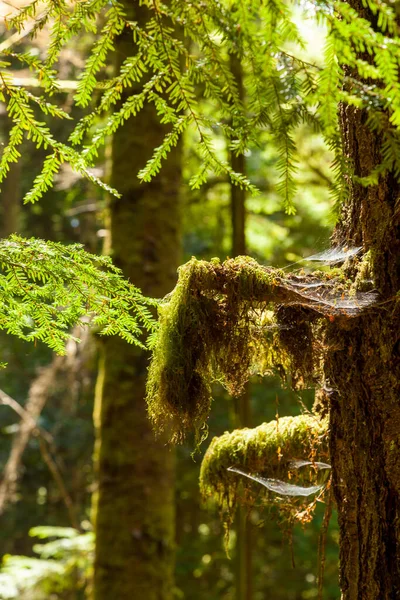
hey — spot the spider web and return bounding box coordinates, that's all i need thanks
[227,466,329,497]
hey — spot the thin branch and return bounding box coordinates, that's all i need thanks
[38,437,80,530]
[0,357,64,514]
[4,74,79,90]
[0,327,91,525]
[0,21,37,52]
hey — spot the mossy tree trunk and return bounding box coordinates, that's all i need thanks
[92,3,181,599]
[326,2,400,597]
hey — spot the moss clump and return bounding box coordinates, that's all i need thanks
[146,256,278,443]
[146,259,217,444]
[200,414,329,524]
[276,306,320,388]
[146,256,374,443]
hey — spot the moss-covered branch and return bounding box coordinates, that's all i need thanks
[146,256,375,443]
[200,414,329,524]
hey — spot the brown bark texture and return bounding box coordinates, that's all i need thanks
[92,3,181,600]
[325,3,400,597]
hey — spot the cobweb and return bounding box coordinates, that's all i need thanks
[281,275,378,316]
[304,246,362,264]
[282,245,363,271]
[227,460,331,498]
[288,459,331,471]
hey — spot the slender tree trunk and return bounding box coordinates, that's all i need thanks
[325,3,400,597]
[229,52,253,600]
[234,400,253,600]
[92,4,181,599]
[230,55,246,259]
[0,120,21,237]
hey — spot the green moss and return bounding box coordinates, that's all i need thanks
[146,257,291,443]
[199,414,329,523]
[147,256,374,443]
[352,250,374,292]
[146,259,216,444]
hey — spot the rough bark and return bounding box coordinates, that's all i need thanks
[92,3,181,599]
[325,3,400,597]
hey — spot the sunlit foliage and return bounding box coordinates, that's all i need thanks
[1,0,400,211]
[0,235,156,352]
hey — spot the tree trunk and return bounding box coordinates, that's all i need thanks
[230,54,246,259]
[0,120,21,237]
[92,3,181,598]
[229,52,253,600]
[326,3,400,597]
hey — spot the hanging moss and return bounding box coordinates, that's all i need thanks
[147,257,277,442]
[276,306,321,388]
[146,256,376,443]
[199,414,329,525]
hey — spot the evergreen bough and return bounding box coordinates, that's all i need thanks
[0,235,156,354]
[1,0,400,209]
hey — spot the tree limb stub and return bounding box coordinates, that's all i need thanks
[146,256,376,443]
[199,414,329,525]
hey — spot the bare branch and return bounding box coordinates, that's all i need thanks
[0,327,91,523]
